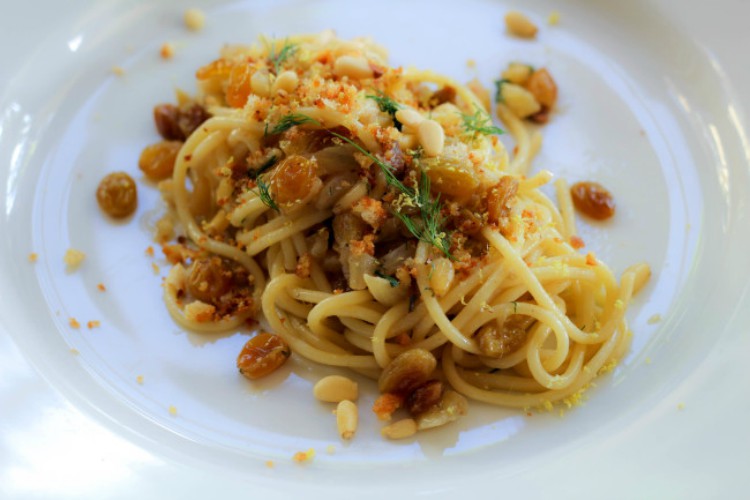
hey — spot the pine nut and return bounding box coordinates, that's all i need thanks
[250,71,271,98]
[273,70,299,94]
[183,8,205,31]
[381,418,417,440]
[336,400,358,440]
[417,119,445,157]
[501,62,533,85]
[313,375,359,402]
[333,55,374,80]
[394,109,424,129]
[429,257,454,297]
[500,82,541,118]
[505,11,538,38]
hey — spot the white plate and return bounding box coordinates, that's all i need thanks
[2,0,750,497]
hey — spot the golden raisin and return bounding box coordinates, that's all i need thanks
[487,176,519,225]
[138,141,182,181]
[226,64,253,108]
[97,172,137,218]
[525,68,558,109]
[196,58,234,80]
[186,257,233,303]
[269,155,319,204]
[237,332,291,380]
[405,380,443,415]
[570,181,616,220]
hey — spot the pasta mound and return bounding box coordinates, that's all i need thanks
[144,32,649,428]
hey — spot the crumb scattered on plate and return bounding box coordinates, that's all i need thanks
[168,405,178,416]
[111,66,125,76]
[97,283,107,292]
[265,460,275,468]
[64,248,86,270]
[69,317,81,329]
[647,313,662,324]
[547,11,561,25]
[645,357,652,365]
[145,246,155,257]
[70,348,80,355]
[136,375,144,384]
[152,262,160,274]
[160,42,175,59]
[325,444,336,455]
[87,320,101,329]
[292,448,315,463]
[184,8,206,31]
[677,403,685,410]
[466,58,476,68]
[28,253,38,263]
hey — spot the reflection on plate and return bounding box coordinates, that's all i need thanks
[1,0,749,498]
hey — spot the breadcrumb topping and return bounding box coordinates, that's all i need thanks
[69,317,81,329]
[28,253,38,263]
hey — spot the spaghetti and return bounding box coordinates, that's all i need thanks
[150,32,649,421]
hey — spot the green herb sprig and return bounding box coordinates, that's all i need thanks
[460,106,504,138]
[255,177,279,212]
[265,113,317,136]
[366,93,403,130]
[249,155,277,179]
[267,113,454,258]
[269,40,298,74]
[374,270,400,288]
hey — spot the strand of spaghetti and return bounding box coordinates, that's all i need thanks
[483,227,603,345]
[414,242,482,354]
[371,301,411,367]
[307,291,378,340]
[496,102,542,175]
[554,178,577,239]
[241,209,333,254]
[262,274,378,369]
[172,123,267,307]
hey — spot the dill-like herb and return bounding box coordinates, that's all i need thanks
[249,155,277,179]
[494,78,511,103]
[460,106,504,138]
[266,113,317,136]
[367,93,401,116]
[269,40,297,74]
[367,93,403,130]
[275,113,453,258]
[374,270,400,288]
[256,177,279,212]
[391,171,453,259]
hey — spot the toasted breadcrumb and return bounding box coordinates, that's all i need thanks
[87,320,101,329]
[265,460,275,468]
[111,66,125,76]
[70,348,80,355]
[136,375,144,384]
[28,253,38,263]
[547,11,561,25]
[292,448,315,463]
[145,246,155,257]
[69,317,81,329]
[64,249,86,270]
[97,283,107,292]
[647,313,662,324]
[184,8,206,31]
[168,405,178,416]
[160,42,175,59]
[151,262,161,274]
